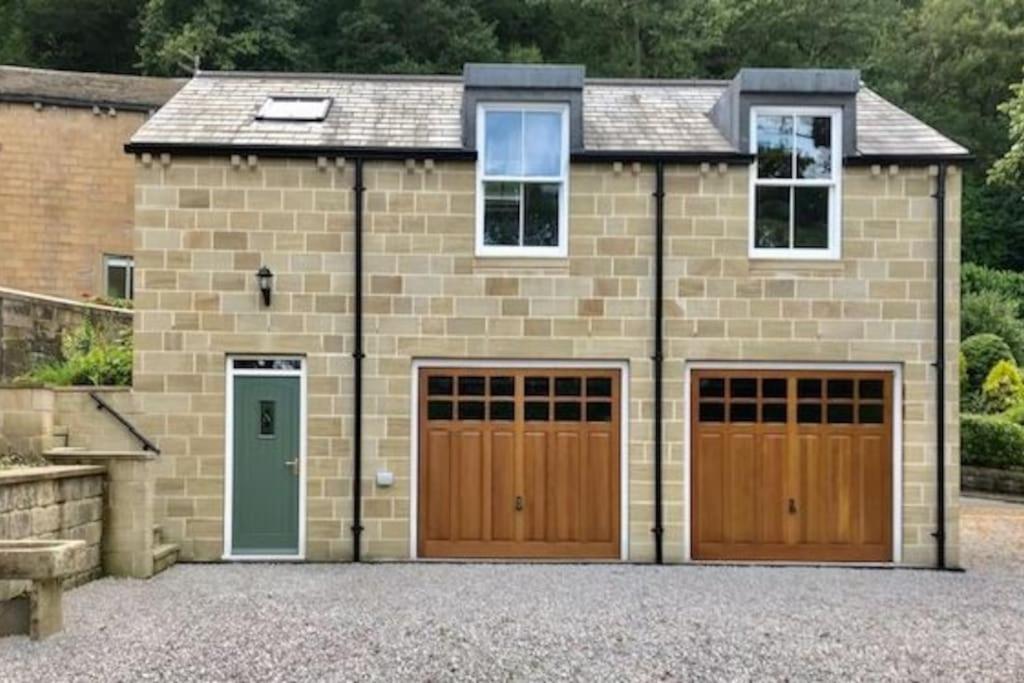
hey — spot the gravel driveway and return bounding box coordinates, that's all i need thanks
[2,499,1023,681]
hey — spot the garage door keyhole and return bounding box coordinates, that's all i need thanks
[515,496,524,511]
[788,498,798,515]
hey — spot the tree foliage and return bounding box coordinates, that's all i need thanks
[0,0,142,72]
[138,0,306,74]
[1,0,1024,269]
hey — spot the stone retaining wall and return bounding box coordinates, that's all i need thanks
[0,386,136,454]
[0,286,132,381]
[962,466,1024,497]
[0,465,106,601]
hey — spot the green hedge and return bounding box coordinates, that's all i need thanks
[961,414,1024,469]
[962,290,1024,363]
[962,262,1024,302]
[962,333,1015,394]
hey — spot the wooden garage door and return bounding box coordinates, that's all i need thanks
[418,368,620,559]
[692,369,893,562]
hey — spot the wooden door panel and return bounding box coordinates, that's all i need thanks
[725,432,756,544]
[424,429,451,541]
[552,431,580,542]
[757,432,787,545]
[491,429,516,541]
[523,431,547,542]
[419,368,620,559]
[454,430,483,541]
[583,431,614,542]
[696,432,724,544]
[692,369,893,563]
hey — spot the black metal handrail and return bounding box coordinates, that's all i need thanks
[88,391,161,454]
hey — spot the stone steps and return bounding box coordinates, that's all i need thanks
[151,524,179,576]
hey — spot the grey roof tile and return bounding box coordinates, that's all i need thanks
[0,64,184,110]
[130,71,968,158]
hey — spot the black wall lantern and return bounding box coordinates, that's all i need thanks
[256,266,274,306]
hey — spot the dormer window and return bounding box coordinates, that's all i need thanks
[476,103,569,257]
[749,107,842,259]
[256,97,331,122]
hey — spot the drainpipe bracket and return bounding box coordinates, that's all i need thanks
[352,352,366,360]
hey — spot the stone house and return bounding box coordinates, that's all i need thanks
[126,64,968,567]
[0,66,182,300]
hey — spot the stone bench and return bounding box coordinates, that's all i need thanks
[0,539,87,639]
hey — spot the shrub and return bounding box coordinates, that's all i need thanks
[962,333,1015,393]
[962,262,1024,302]
[961,414,1024,469]
[20,320,132,386]
[1004,402,1024,426]
[982,360,1024,413]
[961,290,1024,363]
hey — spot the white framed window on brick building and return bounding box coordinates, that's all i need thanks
[104,254,134,300]
[476,103,569,258]
[749,107,842,260]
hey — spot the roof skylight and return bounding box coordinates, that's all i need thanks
[256,96,332,122]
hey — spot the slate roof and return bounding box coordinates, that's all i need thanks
[129,70,969,159]
[0,65,184,111]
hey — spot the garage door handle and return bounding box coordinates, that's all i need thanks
[788,498,797,514]
[515,496,524,511]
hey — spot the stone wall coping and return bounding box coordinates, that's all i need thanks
[0,385,130,392]
[50,386,131,394]
[0,286,134,316]
[0,465,106,485]
[45,448,155,462]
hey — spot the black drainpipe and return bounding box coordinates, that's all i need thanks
[933,162,947,569]
[352,158,366,562]
[652,161,666,564]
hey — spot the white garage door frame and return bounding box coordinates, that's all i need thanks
[409,358,630,561]
[682,360,903,564]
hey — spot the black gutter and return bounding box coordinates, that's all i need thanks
[352,158,366,562]
[652,161,666,564]
[573,150,753,164]
[932,162,948,569]
[1,93,161,113]
[124,142,478,161]
[845,153,974,166]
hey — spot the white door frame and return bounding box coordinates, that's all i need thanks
[223,356,308,561]
[409,358,630,560]
[682,361,903,564]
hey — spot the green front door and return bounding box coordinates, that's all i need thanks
[232,375,301,555]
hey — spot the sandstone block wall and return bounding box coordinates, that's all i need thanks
[0,466,105,601]
[0,102,144,299]
[132,156,961,566]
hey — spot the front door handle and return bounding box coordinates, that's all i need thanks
[284,458,299,476]
[515,496,524,511]
[788,498,797,514]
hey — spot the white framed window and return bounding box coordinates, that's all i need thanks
[476,103,569,258]
[104,254,133,300]
[749,107,842,260]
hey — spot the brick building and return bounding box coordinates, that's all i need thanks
[126,65,968,567]
[0,66,181,300]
